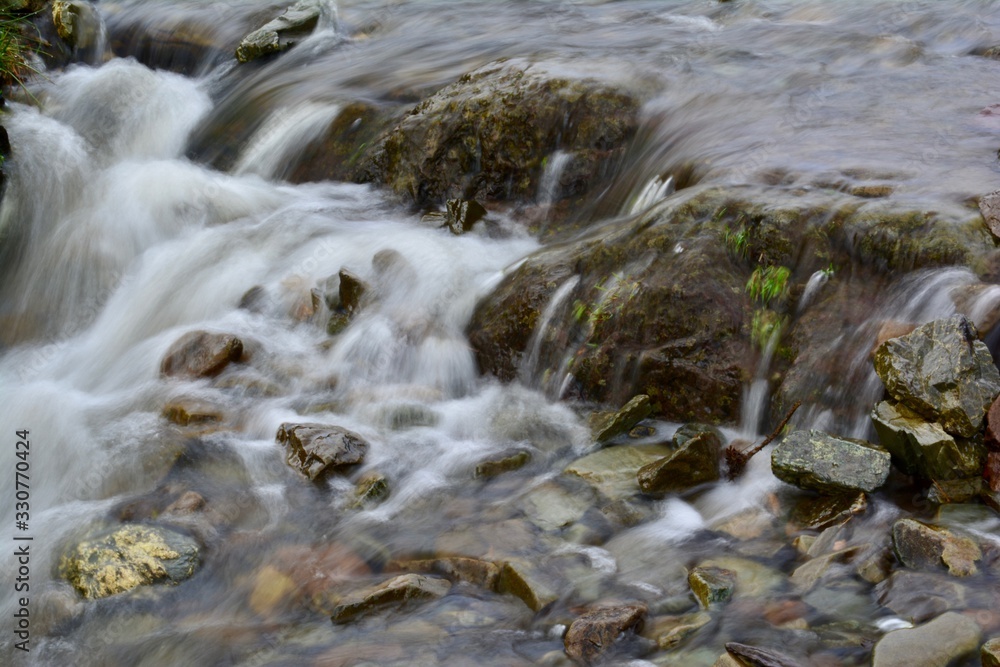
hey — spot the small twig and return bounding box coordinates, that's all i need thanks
[725,400,802,480]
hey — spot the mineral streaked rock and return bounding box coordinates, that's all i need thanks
[235,0,324,63]
[591,394,653,443]
[688,566,736,608]
[329,573,450,623]
[637,430,721,495]
[60,525,200,599]
[891,518,981,577]
[873,315,1000,438]
[771,430,891,493]
[276,422,369,481]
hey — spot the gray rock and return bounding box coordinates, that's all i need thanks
[591,394,653,443]
[276,422,369,481]
[771,430,891,493]
[637,430,721,495]
[892,518,981,576]
[873,315,1000,438]
[876,570,978,623]
[871,611,981,667]
[235,0,325,63]
[871,400,985,480]
[564,443,672,500]
[329,573,451,623]
[60,525,200,599]
[564,604,647,664]
[496,559,559,612]
[724,643,803,667]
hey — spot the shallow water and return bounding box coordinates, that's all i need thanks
[3,1,1000,665]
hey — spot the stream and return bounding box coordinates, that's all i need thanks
[4,1,1000,665]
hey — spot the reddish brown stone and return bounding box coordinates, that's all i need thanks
[986,396,1000,451]
[565,604,647,664]
[985,452,1000,492]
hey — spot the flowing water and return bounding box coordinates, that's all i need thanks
[4,1,1000,665]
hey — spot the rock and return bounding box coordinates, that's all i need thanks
[564,604,647,665]
[591,395,653,443]
[637,429,721,495]
[688,566,736,608]
[724,643,803,667]
[873,316,1000,438]
[276,422,369,482]
[983,638,1000,667]
[926,477,985,504]
[564,443,673,500]
[876,570,980,622]
[986,395,1000,450]
[871,400,985,481]
[444,199,487,235]
[337,268,368,315]
[649,611,711,650]
[475,448,532,479]
[52,0,103,53]
[695,556,784,600]
[249,565,296,616]
[390,557,500,589]
[496,559,559,612]
[771,430,891,493]
[162,398,224,428]
[235,0,324,63]
[987,452,1000,492]
[789,492,867,531]
[360,59,640,206]
[518,478,596,532]
[160,331,244,378]
[60,525,200,599]
[891,518,981,576]
[329,573,451,624]
[981,190,1000,242]
[164,491,206,515]
[352,471,389,508]
[789,546,863,591]
[291,102,401,184]
[871,611,981,667]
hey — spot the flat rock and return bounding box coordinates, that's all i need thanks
[871,400,985,480]
[329,573,451,624]
[564,443,673,500]
[390,557,499,589]
[564,604,647,664]
[871,611,981,667]
[496,559,559,612]
[160,331,243,378]
[162,398,224,428]
[637,430,721,495]
[771,429,891,493]
[724,642,803,667]
[873,315,1000,438]
[60,525,200,599]
[476,448,532,479]
[789,492,867,531]
[591,394,652,443]
[892,518,981,576]
[276,422,369,481]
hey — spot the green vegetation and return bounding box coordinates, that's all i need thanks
[0,9,35,90]
[746,265,790,306]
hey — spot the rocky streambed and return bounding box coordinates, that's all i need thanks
[4,1,1000,666]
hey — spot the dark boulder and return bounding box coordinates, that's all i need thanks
[160,331,244,378]
[276,422,369,481]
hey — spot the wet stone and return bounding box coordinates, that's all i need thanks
[987,395,1000,450]
[60,525,200,599]
[160,330,244,378]
[276,422,369,482]
[162,398,223,428]
[789,492,867,531]
[352,471,389,508]
[873,315,1000,438]
[981,190,1000,242]
[496,559,559,612]
[338,268,369,315]
[564,443,672,500]
[235,0,323,63]
[591,394,652,443]
[444,198,487,235]
[927,477,985,504]
[688,566,736,608]
[771,429,891,494]
[876,570,973,623]
[891,518,981,576]
[987,452,1000,492]
[871,611,981,667]
[637,429,721,495]
[724,642,803,667]
[983,638,1000,667]
[475,448,532,479]
[390,557,500,589]
[329,573,451,624]
[649,611,711,650]
[564,604,647,665]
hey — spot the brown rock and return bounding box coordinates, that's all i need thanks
[271,543,371,600]
[276,423,369,482]
[872,321,918,358]
[390,557,499,589]
[789,492,867,531]
[338,268,369,315]
[329,573,451,624]
[980,190,1000,242]
[160,331,243,378]
[162,398,224,427]
[892,518,981,577]
[164,491,206,515]
[564,604,647,664]
[987,452,1000,492]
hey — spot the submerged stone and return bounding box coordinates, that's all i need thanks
[475,448,532,479]
[276,422,369,481]
[337,268,369,315]
[352,471,389,508]
[871,400,985,480]
[564,443,673,500]
[564,604,647,664]
[771,430,891,493]
[873,315,1000,438]
[724,642,803,667]
[160,330,244,378]
[60,525,200,599]
[983,638,1000,667]
[496,559,559,612]
[871,611,981,667]
[891,518,981,577]
[391,557,500,589]
[637,430,721,495]
[789,492,867,531]
[329,573,451,623]
[688,566,736,608]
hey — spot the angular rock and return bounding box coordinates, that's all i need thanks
[986,395,1000,451]
[276,422,369,482]
[329,573,451,624]
[892,518,981,576]
[771,430,891,493]
[352,471,389,508]
[235,0,323,63]
[475,448,532,479]
[790,546,863,591]
[983,638,1000,667]
[637,429,721,495]
[60,525,200,599]
[650,611,711,650]
[160,331,244,378]
[873,316,1000,438]
[871,400,985,480]
[672,423,723,448]
[564,604,647,665]
[987,452,1000,492]
[564,443,672,500]
[338,268,369,315]
[871,611,981,667]
[391,557,499,589]
[876,570,978,622]
[444,199,487,235]
[52,0,103,52]
[162,398,223,427]
[724,642,803,667]
[688,566,736,608]
[496,559,559,612]
[789,492,867,531]
[927,477,985,504]
[591,395,652,443]
[981,190,1000,242]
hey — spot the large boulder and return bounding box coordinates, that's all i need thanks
[60,525,200,599]
[276,422,369,481]
[873,316,1000,438]
[359,59,640,206]
[771,430,891,494]
[871,400,985,480]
